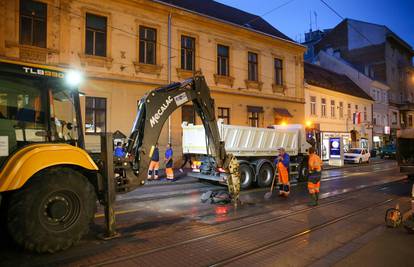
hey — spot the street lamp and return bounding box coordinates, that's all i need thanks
[65,70,83,88]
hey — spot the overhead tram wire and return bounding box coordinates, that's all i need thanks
[41,1,302,90]
[242,0,297,26]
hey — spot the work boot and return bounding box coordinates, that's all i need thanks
[308,194,317,206]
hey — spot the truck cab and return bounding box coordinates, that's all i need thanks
[397,129,414,179]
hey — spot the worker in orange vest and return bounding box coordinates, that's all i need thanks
[275,147,290,197]
[308,147,323,206]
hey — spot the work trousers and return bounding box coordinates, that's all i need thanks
[147,160,160,179]
[307,181,320,194]
[277,162,290,196]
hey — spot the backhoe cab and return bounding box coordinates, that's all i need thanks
[0,59,239,253]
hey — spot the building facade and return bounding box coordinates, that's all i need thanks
[0,0,306,162]
[313,19,414,129]
[302,29,331,62]
[304,63,374,160]
[315,50,394,147]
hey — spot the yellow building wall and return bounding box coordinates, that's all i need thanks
[304,84,374,148]
[0,0,306,164]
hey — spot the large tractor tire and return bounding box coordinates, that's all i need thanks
[256,163,274,188]
[7,167,97,253]
[0,195,11,247]
[239,164,254,190]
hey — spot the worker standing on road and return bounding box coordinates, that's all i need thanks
[165,143,175,181]
[179,153,193,173]
[275,147,290,197]
[308,147,323,206]
[147,143,160,180]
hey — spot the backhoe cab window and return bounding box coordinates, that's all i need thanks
[0,74,78,163]
[50,86,78,142]
[0,75,46,165]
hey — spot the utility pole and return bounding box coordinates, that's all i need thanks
[167,12,172,144]
[309,10,312,32]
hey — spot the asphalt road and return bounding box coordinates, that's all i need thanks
[0,159,411,267]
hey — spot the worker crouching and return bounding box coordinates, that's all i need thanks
[276,147,290,197]
[307,147,323,206]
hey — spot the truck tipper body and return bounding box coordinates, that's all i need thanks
[182,121,312,189]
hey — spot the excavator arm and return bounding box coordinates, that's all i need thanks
[123,76,240,202]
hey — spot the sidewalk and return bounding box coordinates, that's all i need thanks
[334,226,414,267]
[323,157,390,170]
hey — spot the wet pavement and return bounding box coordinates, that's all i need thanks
[1,159,412,267]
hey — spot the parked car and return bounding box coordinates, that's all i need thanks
[344,148,371,164]
[370,148,378,158]
[379,144,397,159]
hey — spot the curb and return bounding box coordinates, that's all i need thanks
[323,159,391,170]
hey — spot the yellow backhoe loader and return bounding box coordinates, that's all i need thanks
[0,59,240,253]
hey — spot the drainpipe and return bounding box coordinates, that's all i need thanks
[167,12,172,143]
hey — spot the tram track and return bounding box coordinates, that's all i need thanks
[208,197,396,266]
[85,177,406,267]
[95,165,399,219]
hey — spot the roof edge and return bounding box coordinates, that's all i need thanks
[152,0,306,49]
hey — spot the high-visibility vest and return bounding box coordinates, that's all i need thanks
[309,154,322,172]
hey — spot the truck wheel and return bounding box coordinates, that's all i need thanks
[7,168,97,253]
[256,163,274,188]
[239,164,254,190]
[298,163,309,182]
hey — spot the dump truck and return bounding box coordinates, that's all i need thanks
[182,121,313,189]
[397,128,414,179]
[0,59,240,253]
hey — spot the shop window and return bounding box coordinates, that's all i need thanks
[217,45,229,76]
[274,58,283,86]
[249,112,259,127]
[321,98,326,117]
[20,0,47,48]
[139,26,156,65]
[364,106,367,121]
[85,13,107,57]
[247,106,262,127]
[248,52,258,81]
[217,107,230,124]
[182,105,195,124]
[310,96,316,116]
[85,97,106,134]
[392,112,398,125]
[181,35,195,71]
